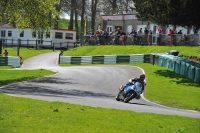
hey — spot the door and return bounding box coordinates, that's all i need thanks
[106,25,113,35]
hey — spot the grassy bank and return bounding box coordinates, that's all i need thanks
[1,47,55,62]
[0,94,200,133]
[63,46,200,59]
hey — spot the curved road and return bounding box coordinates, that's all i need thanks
[1,52,200,119]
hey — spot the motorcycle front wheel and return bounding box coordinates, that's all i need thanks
[123,91,137,103]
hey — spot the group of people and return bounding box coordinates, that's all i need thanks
[83,27,191,46]
[84,29,110,45]
[129,27,153,45]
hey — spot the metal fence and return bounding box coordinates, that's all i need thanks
[0,38,77,50]
[81,34,200,46]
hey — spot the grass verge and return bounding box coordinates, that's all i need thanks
[0,94,200,133]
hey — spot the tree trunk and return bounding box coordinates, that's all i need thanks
[69,0,75,30]
[75,4,79,39]
[81,0,85,35]
[91,0,98,30]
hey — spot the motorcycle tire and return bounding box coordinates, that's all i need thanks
[123,91,137,103]
[116,90,124,101]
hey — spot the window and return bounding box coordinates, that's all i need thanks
[38,32,43,39]
[46,31,50,38]
[55,32,63,39]
[65,33,73,39]
[20,30,24,37]
[32,31,36,38]
[1,30,6,37]
[8,31,12,37]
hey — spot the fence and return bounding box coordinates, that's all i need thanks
[0,56,20,68]
[81,34,200,46]
[0,38,77,50]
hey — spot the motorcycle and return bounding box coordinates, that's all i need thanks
[116,82,144,103]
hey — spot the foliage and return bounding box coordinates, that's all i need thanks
[0,0,59,30]
[132,0,200,30]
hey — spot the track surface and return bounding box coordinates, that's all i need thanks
[1,52,200,119]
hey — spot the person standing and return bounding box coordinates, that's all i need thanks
[144,27,149,45]
[168,29,175,46]
[3,49,8,56]
[137,28,143,45]
[148,30,153,45]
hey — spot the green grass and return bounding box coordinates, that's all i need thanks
[63,46,200,59]
[1,46,200,132]
[0,69,56,86]
[133,63,200,111]
[2,47,56,62]
[0,94,200,133]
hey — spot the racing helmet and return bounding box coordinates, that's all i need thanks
[139,74,145,81]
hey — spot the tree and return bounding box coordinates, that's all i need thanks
[132,0,200,31]
[0,0,59,30]
[91,0,98,30]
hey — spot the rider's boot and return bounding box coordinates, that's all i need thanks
[135,94,141,100]
[120,85,124,91]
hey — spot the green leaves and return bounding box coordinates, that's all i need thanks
[132,0,200,30]
[0,0,59,30]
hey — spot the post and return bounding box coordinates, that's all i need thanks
[60,42,62,50]
[36,39,38,50]
[17,39,21,56]
[0,40,2,55]
[53,43,55,52]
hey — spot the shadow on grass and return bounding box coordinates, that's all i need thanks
[154,70,200,87]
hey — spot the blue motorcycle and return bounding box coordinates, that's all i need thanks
[116,82,145,103]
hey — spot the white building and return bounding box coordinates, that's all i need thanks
[0,24,77,48]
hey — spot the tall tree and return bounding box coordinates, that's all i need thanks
[81,0,86,35]
[68,0,75,30]
[91,0,98,30]
[132,0,200,31]
[107,0,117,14]
[0,0,59,30]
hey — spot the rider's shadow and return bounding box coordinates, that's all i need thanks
[127,102,152,106]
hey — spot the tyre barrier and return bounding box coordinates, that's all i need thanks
[0,56,20,68]
[151,53,200,84]
[60,54,151,65]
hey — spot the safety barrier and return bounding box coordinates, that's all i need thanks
[60,54,151,65]
[151,53,200,84]
[0,56,21,68]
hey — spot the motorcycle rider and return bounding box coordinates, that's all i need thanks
[122,74,146,99]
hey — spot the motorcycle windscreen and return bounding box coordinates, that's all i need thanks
[124,85,134,94]
[134,82,142,92]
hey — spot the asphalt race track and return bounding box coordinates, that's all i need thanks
[1,52,200,119]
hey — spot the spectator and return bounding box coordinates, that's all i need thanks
[168,29,175,46]
[157,28,163,45]
[144,27,149,45]
[137,28,143,45]
[129,28,137,44]
[3,49,8,56]
[177,30,182,34]
[148,30,153,45]
[103,29,109,45]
